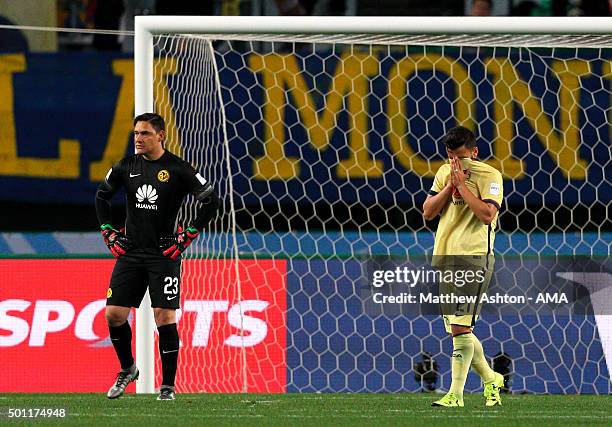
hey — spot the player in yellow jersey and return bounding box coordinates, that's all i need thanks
[422,126,505,407]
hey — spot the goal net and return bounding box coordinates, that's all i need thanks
[141,17,612,394]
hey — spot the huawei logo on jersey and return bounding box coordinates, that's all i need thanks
[135,184,158,210]
[136,184,158,203]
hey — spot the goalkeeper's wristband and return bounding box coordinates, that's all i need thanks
[185,225,199,234]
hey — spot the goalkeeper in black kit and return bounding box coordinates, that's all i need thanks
[95,113,220,401]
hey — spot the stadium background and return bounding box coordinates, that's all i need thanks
[0,0,611,395]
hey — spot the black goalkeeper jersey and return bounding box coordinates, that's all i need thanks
[95,150,214,251]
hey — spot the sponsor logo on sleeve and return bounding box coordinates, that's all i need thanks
[195,173,207,185]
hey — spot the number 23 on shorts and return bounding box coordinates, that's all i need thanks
[163,276,179,295]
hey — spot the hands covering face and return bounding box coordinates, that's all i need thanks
[449,156,470,189]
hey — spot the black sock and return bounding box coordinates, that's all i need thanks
[158,323,179,387]
[109,321,134,370]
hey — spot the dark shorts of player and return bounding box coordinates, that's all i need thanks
[106,250,182,309]
[432,255,494,333]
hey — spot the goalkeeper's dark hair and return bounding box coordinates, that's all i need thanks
[442,126,476,150]
[134,113,165,133]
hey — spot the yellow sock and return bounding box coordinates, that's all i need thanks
[449,333,474,398]
[470,334,496,383]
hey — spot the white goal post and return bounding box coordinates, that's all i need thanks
[134,16,612,394]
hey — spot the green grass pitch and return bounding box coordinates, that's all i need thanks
[2,393,611,426]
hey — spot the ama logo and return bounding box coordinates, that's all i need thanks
[135,184,158,210]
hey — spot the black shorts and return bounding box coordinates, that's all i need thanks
[106,251,182,309]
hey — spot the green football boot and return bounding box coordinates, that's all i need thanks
[431,392,464,407]
[484,372,504,406]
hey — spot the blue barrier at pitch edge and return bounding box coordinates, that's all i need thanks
[0,231,609,256]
